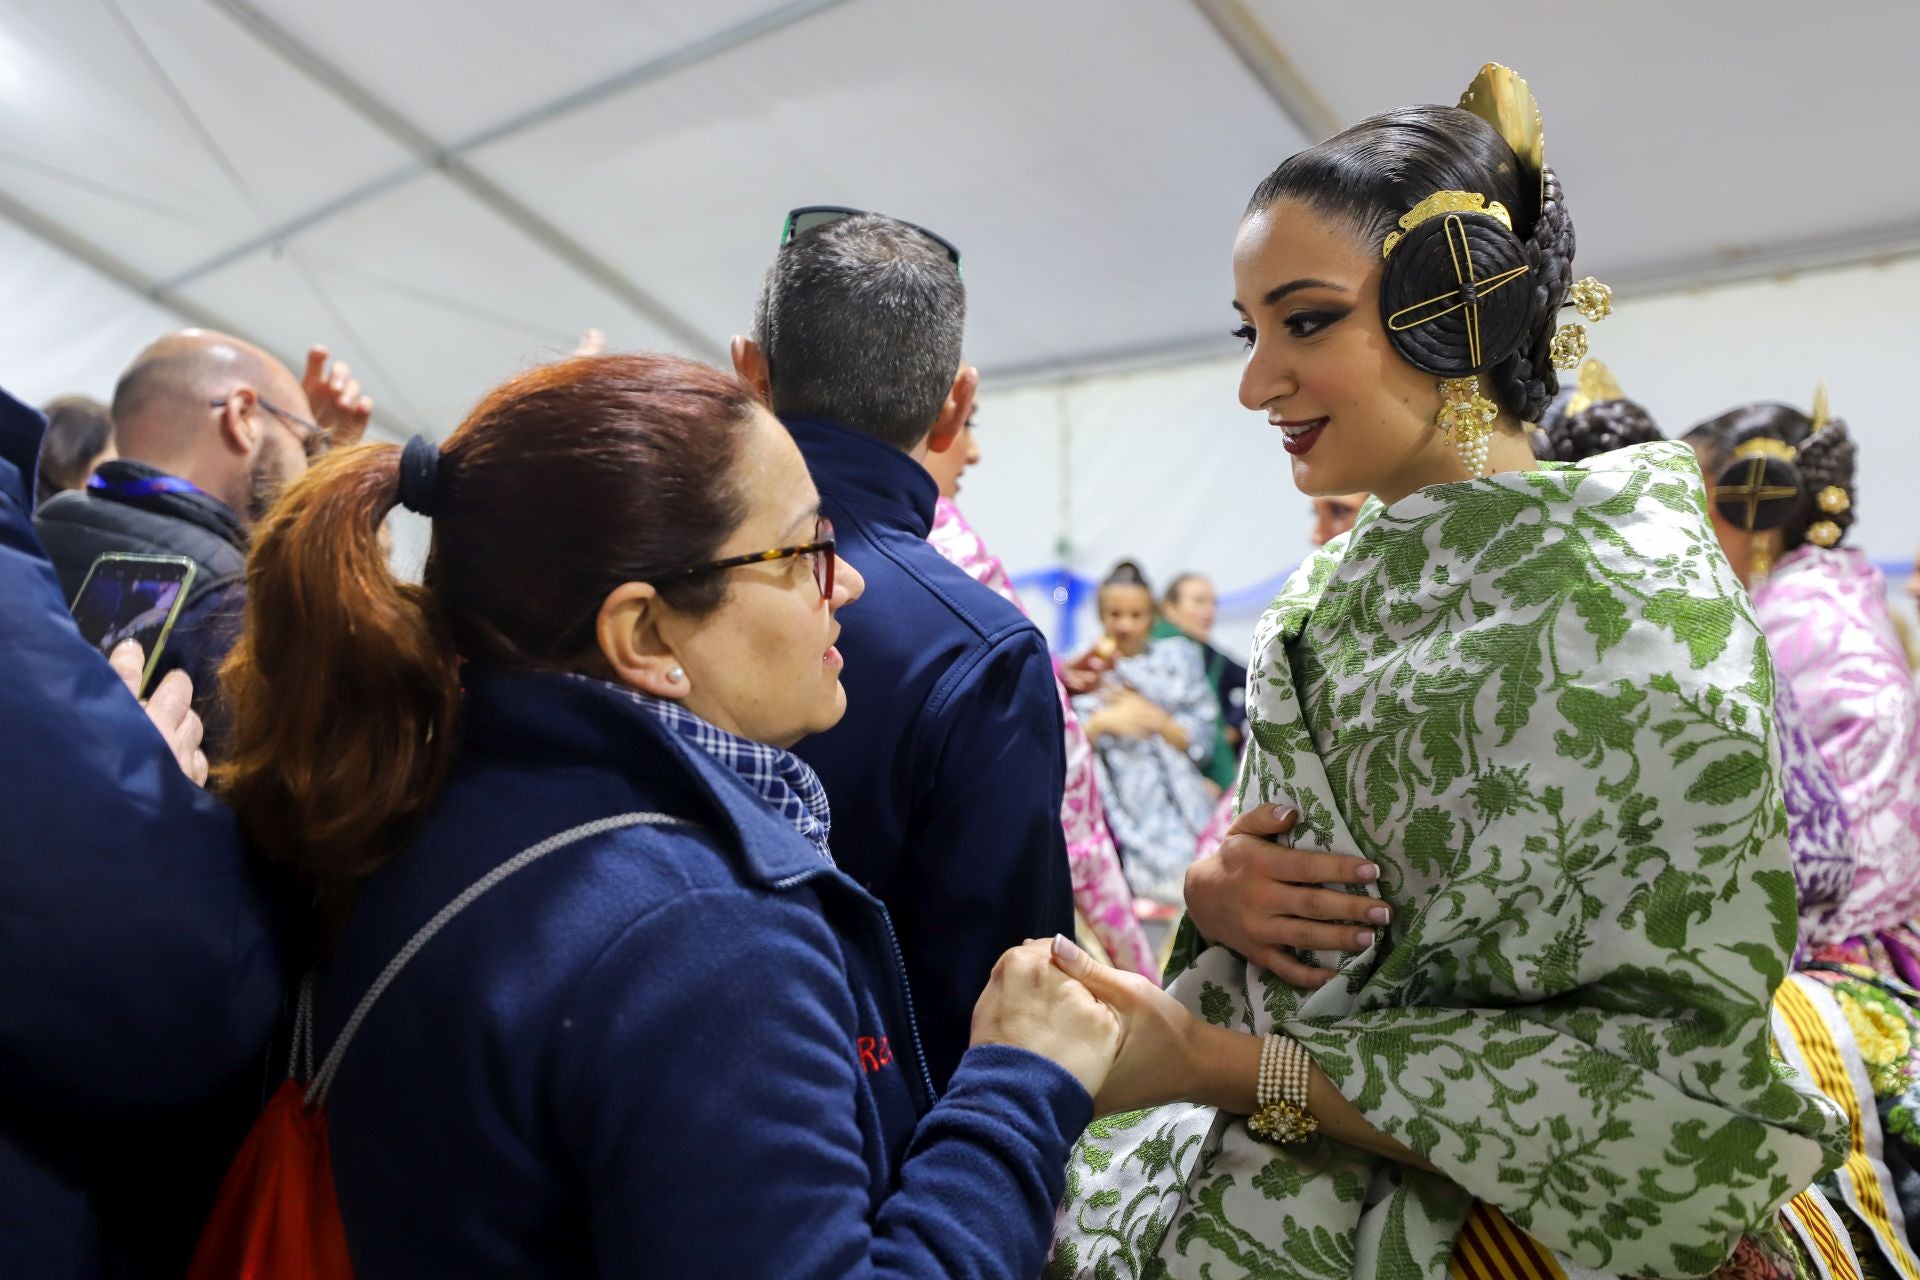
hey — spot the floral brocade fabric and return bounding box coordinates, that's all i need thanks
[1049,443,1845,1279]
[926,497,1158,979]
[1775,682,1858,953]
[1754,546,1920,938]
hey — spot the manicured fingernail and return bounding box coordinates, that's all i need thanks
[1367,906,1391,925]
[1051,934,1082,965]
[1353,930,1375,949]
[1272,805,1296,820]
[1356,863,1381,882]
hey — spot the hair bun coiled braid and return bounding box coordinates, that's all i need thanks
[1684,403,1859,552]
[1490,164,1575,424]
[1378,211,1532,377]
[1542,395,1662,463]
[1791,419,1858,549]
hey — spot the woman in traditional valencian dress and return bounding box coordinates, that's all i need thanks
[1049,65,1850,1279]
[1544,371,1920,1276]
[1684,400,1920,1268]
[1687,398,1920,980]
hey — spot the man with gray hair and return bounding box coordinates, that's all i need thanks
[734,209,1071,1088]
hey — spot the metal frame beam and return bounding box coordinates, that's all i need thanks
[178,0,855,359]
[0,186,243,336]
[1187,0,1342,143]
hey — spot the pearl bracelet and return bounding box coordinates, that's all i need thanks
[1248,1033,1318,1145]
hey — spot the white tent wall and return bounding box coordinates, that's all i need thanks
[964,252,1920,661]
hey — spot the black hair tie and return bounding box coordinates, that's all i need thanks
[397,434,441,517]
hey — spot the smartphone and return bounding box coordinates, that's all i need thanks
[69,553,198,696]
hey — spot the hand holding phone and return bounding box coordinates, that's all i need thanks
[108,640,209,785]
[70,553,198,697]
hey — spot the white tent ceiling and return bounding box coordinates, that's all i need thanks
[3,0,1917,439]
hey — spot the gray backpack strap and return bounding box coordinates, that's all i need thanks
[305,812,694,1108]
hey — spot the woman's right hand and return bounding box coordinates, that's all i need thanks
[1183,804,1389,988]
[971,939,1122,1100]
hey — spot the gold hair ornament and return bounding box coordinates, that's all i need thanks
[1552,278,1615,371]
[1550,325,1589,371]
[1381,191,1512,258]
[1569,277,1612,321]
[1735,437,1799,464]
[1810,380,1832,433]
[1565,358,1624,416]
[1807,520,1843,548]
[1817,485,1851,515]
[1458,64,1545,204]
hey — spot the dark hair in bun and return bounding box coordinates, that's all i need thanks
[1684,403,1857,551]
[1100,560,1153,597]
[1245,104,1576,424]
[1541,396,1663,462]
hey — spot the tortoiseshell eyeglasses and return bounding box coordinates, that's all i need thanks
[645,515,836,599]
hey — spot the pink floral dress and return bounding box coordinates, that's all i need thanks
[927,498,1158,979]
[1755,546,1920,944]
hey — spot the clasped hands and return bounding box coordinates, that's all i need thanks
[969,805,1387,1115]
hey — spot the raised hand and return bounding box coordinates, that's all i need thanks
[302,344,374,448]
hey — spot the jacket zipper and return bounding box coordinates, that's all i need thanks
[772,866,938,1110]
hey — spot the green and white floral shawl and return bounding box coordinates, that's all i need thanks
[1050,442,1846,1280]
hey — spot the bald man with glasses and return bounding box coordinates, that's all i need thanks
[35,329,372,742]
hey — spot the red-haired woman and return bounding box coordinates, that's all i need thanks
[216,354,1223,1277]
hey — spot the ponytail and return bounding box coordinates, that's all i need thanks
[219,354,761,951]
[217,442,461,944]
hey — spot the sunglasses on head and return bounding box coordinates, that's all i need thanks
[780,205,962,274]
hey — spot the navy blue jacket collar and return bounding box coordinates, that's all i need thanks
[784,417,939,539]
[459,665,836,890]
[88,459,249,550]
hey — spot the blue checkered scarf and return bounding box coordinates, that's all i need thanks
[589,680,834,864]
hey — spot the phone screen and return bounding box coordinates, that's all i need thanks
[70,554,197,693]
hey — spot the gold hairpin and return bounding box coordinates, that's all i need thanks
[1810,379,1832,433]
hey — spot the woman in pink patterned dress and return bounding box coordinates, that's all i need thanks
[922,405,1158,979]
[1688,400,1920,977]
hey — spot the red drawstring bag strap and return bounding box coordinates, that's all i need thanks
[188,813,691,1279]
